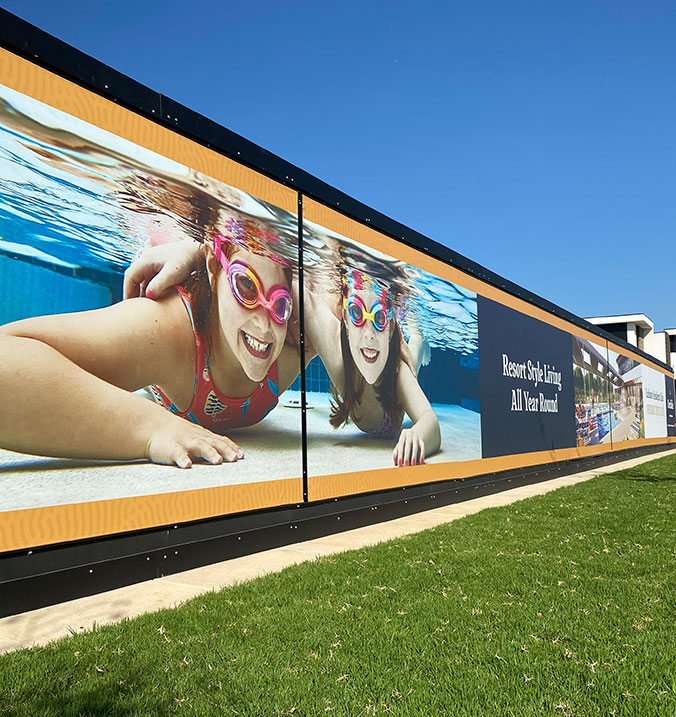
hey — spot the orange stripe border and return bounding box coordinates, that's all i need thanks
[0,477,303,553]
[308,438,676,502]
[0,47,297,214]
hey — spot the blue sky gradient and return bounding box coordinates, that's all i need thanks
[2,0,674,329]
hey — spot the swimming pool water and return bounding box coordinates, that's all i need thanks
[0,81,479,366]
[0,82,299,320]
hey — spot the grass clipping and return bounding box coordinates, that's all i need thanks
[2,455,676,715]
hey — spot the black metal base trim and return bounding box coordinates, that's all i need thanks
[1,442,672,618]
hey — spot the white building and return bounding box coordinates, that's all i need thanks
[585,313,675,371]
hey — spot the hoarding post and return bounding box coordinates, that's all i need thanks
[297,192,309,501]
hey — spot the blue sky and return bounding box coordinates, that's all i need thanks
[2,0,675,329]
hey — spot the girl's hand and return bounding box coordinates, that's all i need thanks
[395,362,441,462]
[146,416,244,468]
[123,240,202,300]
[393,427,425,467]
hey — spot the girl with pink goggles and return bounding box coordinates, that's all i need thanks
[213,234,293,325]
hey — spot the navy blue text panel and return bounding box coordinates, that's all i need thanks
[478,297,575,458]
[666,375,675,437]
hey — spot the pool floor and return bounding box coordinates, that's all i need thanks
[0,393,481,512]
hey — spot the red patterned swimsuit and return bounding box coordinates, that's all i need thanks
[149,287,279,433]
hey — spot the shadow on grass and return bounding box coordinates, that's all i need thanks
[615,471,676,483]
[24,685,171,717]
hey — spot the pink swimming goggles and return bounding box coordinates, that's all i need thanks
[213,234,293,325]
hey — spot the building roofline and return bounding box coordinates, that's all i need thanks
[586,314,654,330]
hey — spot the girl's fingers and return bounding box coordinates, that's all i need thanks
[393,439,405,466]
[195,437,244,465]
[403,432,413,467]
[215,439,241,463]
[412,438,424,465]
[197,441,224,465]
[410,435,421,466]
[145,265,178,300]
[123,264,155,300]
[210,434,242,462]
[181,439,219,466]
[221,435,244,459]
[189,433,243,464]
[122,267,142,300]
[393,432,425,467]
[173,449,192,469]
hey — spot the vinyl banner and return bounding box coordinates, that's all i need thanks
[666,376,676,437]
[1,47,674,556]
[642,366,668,439]
[606,347,644,442]
[0,54,303,551]
[572,337,613,447]
[478,297,575,457]
[303,218,481,483]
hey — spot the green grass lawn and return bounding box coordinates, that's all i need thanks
[2,454,676,716]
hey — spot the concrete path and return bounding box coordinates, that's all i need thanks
[1,448,673,655]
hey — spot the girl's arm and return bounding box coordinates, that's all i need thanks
[123,239,202,300]
[392,364,441,466]
[0,299,242,467]
[302,289,344,392]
